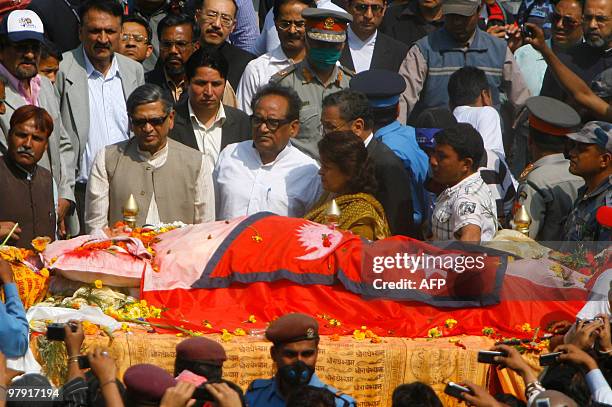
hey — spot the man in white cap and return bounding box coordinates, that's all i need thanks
[397,0,530,125]
[0,9,77,238]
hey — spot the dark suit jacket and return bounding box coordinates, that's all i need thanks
[211,42,255,90]
[367,137,416,237]
[340,31,409,73]
[169,100,251,152]
[145,64,189,105]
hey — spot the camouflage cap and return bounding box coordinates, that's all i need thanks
[566,121,612,153]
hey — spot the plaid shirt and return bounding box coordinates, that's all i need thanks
[563,175,612,243]
[478,149,517,227]
[432,172,498,241]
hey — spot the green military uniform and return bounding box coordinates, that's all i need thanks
[271,60,353,160]
[517,153,583,240]
[269,7,354,161]
[515,96,583,242]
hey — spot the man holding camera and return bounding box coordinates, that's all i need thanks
[245,313,356,407]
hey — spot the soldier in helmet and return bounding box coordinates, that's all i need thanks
[271,8,354,161]
[245,313,356,407]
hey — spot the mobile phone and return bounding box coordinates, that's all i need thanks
[46,322,78,341]
[176,370,208,387]
[535,398,551,407]
[444,382,473,399]
[477,350,507,364]
[192,385,215,401]
[521,24,534,38]
[77,355,90,369]
[539,352,562,366]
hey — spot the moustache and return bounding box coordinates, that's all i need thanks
[94,43,111,49]
[16,146,34,157]
[206,28,223,36]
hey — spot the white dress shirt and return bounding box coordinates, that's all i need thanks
[253,0,346,56]
[214,140,322,220]
[452,105,505,159]
[85,142,215,233]
[237,46,293,114]
[189,102,226,170]
[79,51,130,182]
[347,27,377,73]
[586,369,612,405]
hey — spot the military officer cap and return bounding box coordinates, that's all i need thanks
[442,0,481,16]
[350,69,407,108]
[266,313,319,345]
[526,96,581,136]
[176,337,227,366]
[566,121,612,153]
[123,364,176,402]
[302,8,353,43]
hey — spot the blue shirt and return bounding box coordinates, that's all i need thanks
[245,373,356,407]
[374,121,429,224]
[0,283,29,358]
[229,0,259,54]
[79,51,130,182]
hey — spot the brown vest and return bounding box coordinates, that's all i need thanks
[0,156,56,248]
[105,138,203,227]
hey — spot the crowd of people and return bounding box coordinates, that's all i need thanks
[0,0,610,403]
[0,0,607,247]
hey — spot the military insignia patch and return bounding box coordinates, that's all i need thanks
[458,202,477,216]
[324,17,335,29]
[306,328,315,338]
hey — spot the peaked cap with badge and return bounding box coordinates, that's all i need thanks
[526,96,581,136]
[303,8,353,43]
[266,313,319,345]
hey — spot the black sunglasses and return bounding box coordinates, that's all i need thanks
[131,114,169,127]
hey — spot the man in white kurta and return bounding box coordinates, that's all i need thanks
[214,83,321,220]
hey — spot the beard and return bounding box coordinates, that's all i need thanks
[15,64,37,80]
[585,32,612,48]
[164,60,185,77]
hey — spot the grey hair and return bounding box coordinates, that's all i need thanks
[126,84,174,116]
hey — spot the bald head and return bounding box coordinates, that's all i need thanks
[530,390,578,407]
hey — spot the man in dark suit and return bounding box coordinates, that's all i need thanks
[321,89,416,237]
[145,14,200,105]
[340,0,409,73]
[169,48,250,170]
[195,0,255,90]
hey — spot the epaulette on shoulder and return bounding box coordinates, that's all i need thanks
[338,65,355,76]
[247,378,273,392]
[270,65,297,83]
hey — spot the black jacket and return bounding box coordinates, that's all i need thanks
[208,42,255,90]
[145,64,189,105]
[367,138,416,237]
[28,0,81,52]
[379,1,444,47]
[339,31,409,73]
[169,100,251,152]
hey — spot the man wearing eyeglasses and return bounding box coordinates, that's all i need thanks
[118,14,154,65]
[237,0,315,115]
[272,8,354,160]
[514,0,583,97]
[339,0,409,73]
[0,9,79,239]
[540,0,612,106]
[85,84,214,232]
[195,0,255,91]
[213,83,321,220]
[145,14,200,105]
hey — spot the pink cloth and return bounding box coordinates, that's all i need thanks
[0,63,41,106]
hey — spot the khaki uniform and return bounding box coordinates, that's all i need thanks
[271,60,353,160]
[516,153,583,241]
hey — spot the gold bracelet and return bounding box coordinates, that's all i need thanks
[68,355,81,363]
